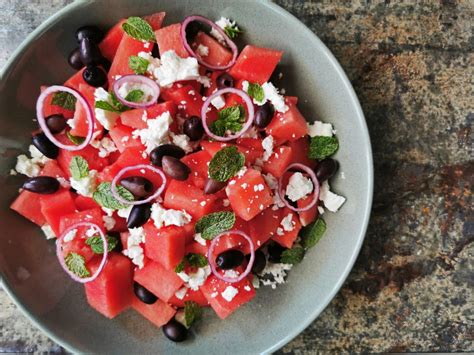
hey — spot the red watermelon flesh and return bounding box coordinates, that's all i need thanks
[143,12,166,31]
[108,34,149,83]
[99,19,126,61]
[132,297,176,328]
[10,191,46,226]
[155,23,189,58]
[192,32,233,68]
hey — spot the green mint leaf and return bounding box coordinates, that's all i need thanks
[175,253,208,273]
[208,146,245,182]
[110,91,130,112]
[309,136,339,160]
[69,156,89,180]
[93,182,134,210]
[210,105,245,137]
[124,89,144,103]
[64,252,90,278]
[85,235,119,254]
[247,82,265,102]
[195,211,236,240]
[175,260,186,273]
[66,131,85,145]
[52,91,77,111]
[122,16,155,42]
[183,301,203,328]
[95,100,120,112]
[280,247,305,265]
[300,218,327,249]
[129,55,149,75]
[223,25,243,39]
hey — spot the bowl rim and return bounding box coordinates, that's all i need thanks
[0,0,373,353]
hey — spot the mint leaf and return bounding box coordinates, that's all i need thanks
[195,211,236,240]
[309,136,339,160]
[184,301,202,328]
[69,156,89,180]
[66,131,85,145]
[175,253,208,273]
[95,100,120,112]
[300,218,326,249]
[85,235,119,254]
[208,146,245,182]
[52,91,76,111]
[122,16,155,42]
[247,82,265,102]
[223,25,243,39]
[129,55,149,75]
[93,182,134,210]
[124,89,144,103]
[64,252,90,278]
[95,92,130,113]
[210,105,245,137]
[280,247,305,265]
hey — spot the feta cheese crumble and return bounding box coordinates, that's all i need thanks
[170,133,193,153]
[221,285,239,302]
[210,95,226,110]
[132,111,172,152]
[259,262,293,289]
[63,229,77,243]
[41,224,55,240]
[262,82,288,113]
[12,145,50,177]
[90,136,118,158]
[194,233,207,246]
[280,213,295,232]
[285,172,314,202]
[102,215,116,231]
[94,88,119,130]
[178,265,211,290]
[151,203,192,229]
[70,170,98,197]
[307,121,334,137]
[123,227,145,269]
[261,135,274,161]
[319,181,346,212]
[196,44,209,57]
[175,287,188,300]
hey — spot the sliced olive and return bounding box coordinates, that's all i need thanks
[32,133,59,159]
[22,176,60,194]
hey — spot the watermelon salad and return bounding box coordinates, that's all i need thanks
[10,12,346,342]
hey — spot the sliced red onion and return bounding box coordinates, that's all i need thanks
[36,85,94,151]
[181,15,238,71]
[208,230,255,283]
[278,163,320,212]
[112,75,160,109]
[201,88,255,142]
[111,164,166,205]
[56,222,108,283]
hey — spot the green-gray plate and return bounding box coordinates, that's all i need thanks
[0,0,373,353]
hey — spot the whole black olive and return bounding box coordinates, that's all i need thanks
[162,319,188,342]
[254,102,275,129]
[267,243,287,263]
[82,65,107,87]
[183,116,204,141]
[152,43,160,58]
[216,249,245,270]
[251,249,266,274]
[22,176,60,194]
[133,282,158,304]
[79,38,103,66]
[76,25,103,44]
[45,114,67,134]
[203,178,226,195]
[127,203,152,229]
[314,158,339,182]
[120,176,154,199]
[68,48,83,70]
[216,73,235,89]
[150,144,185,167]
[99,56,111,71]
[32,133,59,159]
[161,156,191,181]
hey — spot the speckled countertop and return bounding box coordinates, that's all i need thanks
[1,0,472,353]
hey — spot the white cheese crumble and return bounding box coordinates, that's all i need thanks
[262,82,288,113]
[319,181,346,212]
[259,262,293,289]
[132,111,172,153]
[70,170,98,197]
[138,51,162,76]
[196,44,209,57]
[222,199,230,207]
[285,172,314,202]
[175,287,188,300]
[102,215,116,231]
[90,136,118,158]
[210,17,236,43]
[210,95,226,109]
[41,224,55,240]
[12,145,50,177]
[170,133,193,153]
[253,184,265,192]
[178,265,211,290]
[280,213,295,232]
[63,229,77,243]
[94,87,119,130]
[117,81,155,104]
[307,121,334,137]
[117,205,132,220]
[263,173,278,190]
[194,233,207,246]
[123,227,145,269]
[151,203,192,229]
[221,285,239,302]
[261,135,274,161]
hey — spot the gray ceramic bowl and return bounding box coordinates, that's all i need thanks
[0,0,373,353]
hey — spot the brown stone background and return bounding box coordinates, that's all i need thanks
[0,0,472,353]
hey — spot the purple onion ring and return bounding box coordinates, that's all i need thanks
[278,163,320,212]
[112,75,160,109]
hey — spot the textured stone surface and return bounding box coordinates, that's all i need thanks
[0,0,472,353]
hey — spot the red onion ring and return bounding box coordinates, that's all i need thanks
[201,88,255,142]
[180,15,238,71]
[36,85,94,151]
[112,75,160,109]
[56,222,108,283]
[111,164,167,205]
[208,230,255,283]
[278,163,320,212]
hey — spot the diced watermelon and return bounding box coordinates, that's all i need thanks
[132,297,176,328]
[99,20,126,61]
[64,68,87,91]
[10,191,46,226]
[161,84,203,118]
[74,195,100,211]
[204,70,223,97]
[249,207,283,249]
[181,150,212,189]
[40,160,67,179]
[70,83,104,138]
[192,32,233,67]
[297,196,318,227]
[225,169,272,221]
[287,137,316,169]
[57,147,108,178]
[168,288,209,308]
[134,260,184,302]
[185,241,208,254]
[143,12,166,31]
[271,208,302,248]
[120,101,177,129]
[201,274,255,319]
[229,45,283,84]
[59,207,105,234]
[262,145,293,178]
[155,24,189,58]
[265,99,308,142]
[236,138,264,165]
[97,147,148,182]
[108,34,149,83]
[84,253,134,318]
[108,124,145,152]
[40,190,76,235]
[40,86,74,119]
[200,141,231,157]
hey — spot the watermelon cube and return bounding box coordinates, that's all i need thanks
[193,31,233,68]
[132,297,176,328]
[155,23,189,58]
[265,99,309,142]
[143,12,166,31]
[40,190,76,235]
[168,288,209,308]
[108,33,149,83]
[287,137,317,169]
[271,209,302,249]
[10,190,46,226]
[262,145,293,178]
[181,150,212,189]
[298,196,318,227]
[99,19,126,61]
[120,101,177,129]
[249,207,283,249]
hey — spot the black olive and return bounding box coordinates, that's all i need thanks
[120,176,154,199]
[133,282,158,304]
[251,250,266,274]
[216,249,245,270]
[152,43,160,58]
[163,319,188,342]
[183,116,204,141]
[216,73,235,89]
[99,56,111,72]
[161,156,191,181]
[314,158,339,182]
[203,178,226,195]
[127,203,152,229]
[267,243,287,263]
[108,232,123,252]
[75,25,103,44]
[150,144,185,167]
[79,38,103,66]
[32,133,59,159]
[254,102,275,129]
[22,176,60,194]
[45,114,67,134]
[82,65,107,87]
[68,48,83,70]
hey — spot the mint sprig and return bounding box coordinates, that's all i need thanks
[247,82,265,102]
[300,218,326,249]
[208,146,245,182]
[195,211,236,240]
[124,89,144,103]
[129,55,149,75]
[69,156,89,180]
[64,252,90,278]
[122,17,155,42]
[66,131,85,145]
[52,91,76,111]
[280,247,305,265]
[86,235,119,254]
[175,253,208,273]
[184,301,202,328]
[309,136,339,160]
[210,105,245,137]
[92,182,134,210]
[223,25,243,39]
